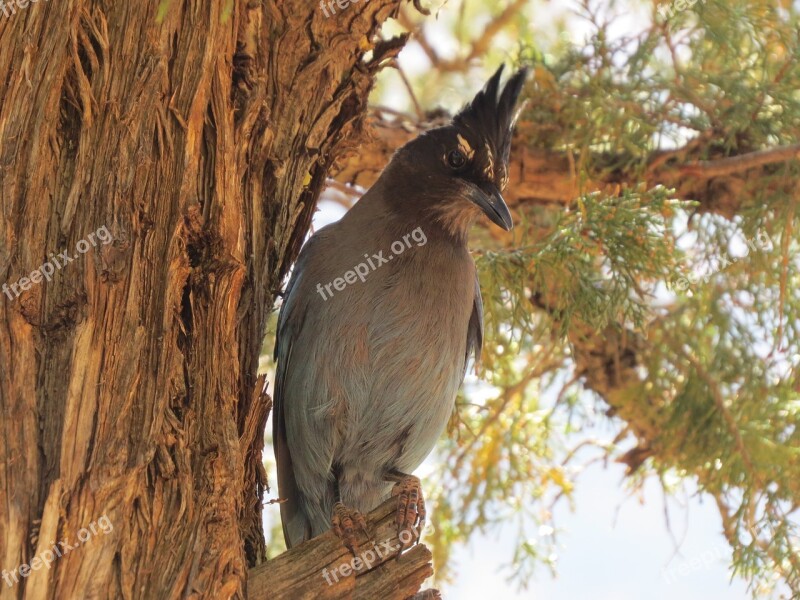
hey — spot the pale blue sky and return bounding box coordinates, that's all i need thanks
[444,457,751,599]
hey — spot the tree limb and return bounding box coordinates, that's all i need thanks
[248,497,435,600]
[678,142,800,178]
[332,112,800,217]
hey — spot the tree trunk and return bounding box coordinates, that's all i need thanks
[0,1,408,598]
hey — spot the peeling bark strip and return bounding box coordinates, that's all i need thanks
[0,1,412,598]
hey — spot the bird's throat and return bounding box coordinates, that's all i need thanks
[428,200,482,242]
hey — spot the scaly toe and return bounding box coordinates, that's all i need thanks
[332,501,370,556]
[391,475,426,552]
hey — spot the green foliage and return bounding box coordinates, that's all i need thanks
[479,188,687,337]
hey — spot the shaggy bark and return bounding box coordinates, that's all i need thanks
[0,1,410,598]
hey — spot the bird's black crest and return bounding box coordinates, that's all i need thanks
[452,65,529,164]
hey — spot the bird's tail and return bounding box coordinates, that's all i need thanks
[274,407,336,547]
[278,480,334,548]
[279,499,311,550]
[274,419,312,548]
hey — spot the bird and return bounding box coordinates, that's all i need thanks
[273,65,528,552]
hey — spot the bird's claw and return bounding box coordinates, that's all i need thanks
[332,501,370,556]
[391,474,426,553]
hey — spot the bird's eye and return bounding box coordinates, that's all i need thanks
[447,149,467,170]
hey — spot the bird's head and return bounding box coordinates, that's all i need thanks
[387,65,528,238]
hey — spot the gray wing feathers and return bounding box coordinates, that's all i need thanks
[273,262,310,548]
[273,237,336,548]
[466,273,484,373]
[273,341,310,547]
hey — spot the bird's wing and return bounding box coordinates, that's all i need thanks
[466,272,484,374]
[272,234,335,547]
[272,255,309,548]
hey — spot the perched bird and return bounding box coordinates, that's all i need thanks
[273,65,528,551]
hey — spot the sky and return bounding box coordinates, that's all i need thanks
[444,454,752,600]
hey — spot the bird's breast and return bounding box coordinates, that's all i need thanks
[330,242,476,474]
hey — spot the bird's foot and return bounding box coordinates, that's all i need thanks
[391,474,426,552]
[331,501,370,556]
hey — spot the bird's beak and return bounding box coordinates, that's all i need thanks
[469,182,513,231]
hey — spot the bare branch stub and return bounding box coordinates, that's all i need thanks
[249,497,436,600]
